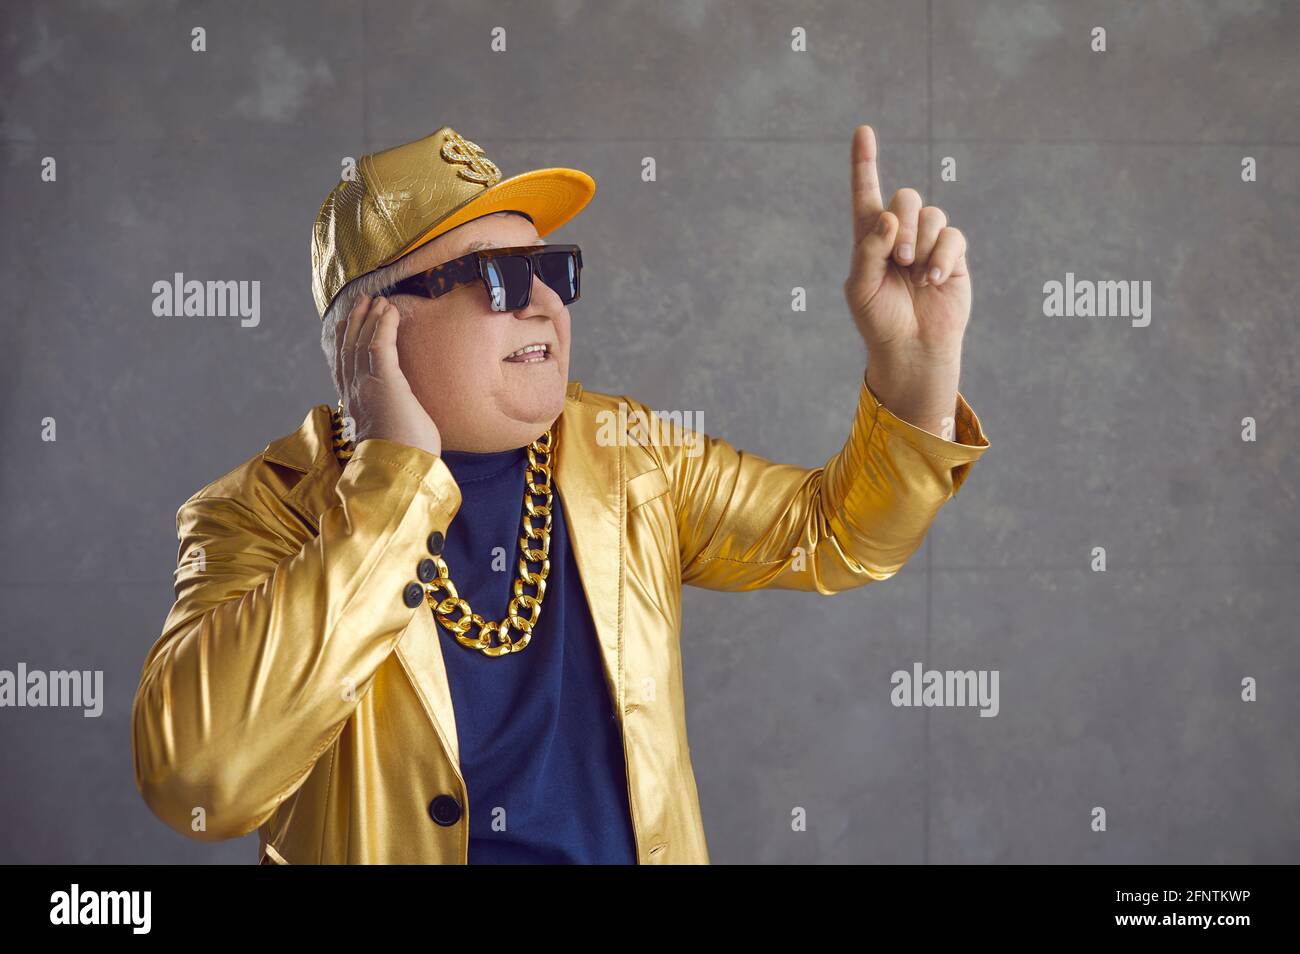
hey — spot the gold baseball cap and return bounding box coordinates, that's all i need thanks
[311,125,596,318]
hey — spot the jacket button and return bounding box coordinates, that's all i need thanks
[417,558,437,583]
[427,530,445,555]
[403,582,425,608]
[428,794,462,826]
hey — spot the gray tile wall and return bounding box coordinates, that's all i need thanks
[0,1,1294,863]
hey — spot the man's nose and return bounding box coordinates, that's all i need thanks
[515,271,560,315]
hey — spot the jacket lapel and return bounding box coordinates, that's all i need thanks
[261,404,335,535]
[553,382,626,717]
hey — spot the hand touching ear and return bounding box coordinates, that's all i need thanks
[334,295,443,458]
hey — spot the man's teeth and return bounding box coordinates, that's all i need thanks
[506,344,548,359]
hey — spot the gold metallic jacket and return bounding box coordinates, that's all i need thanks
[132,373,990,864]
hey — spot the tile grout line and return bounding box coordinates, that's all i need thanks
[923,0,934,869]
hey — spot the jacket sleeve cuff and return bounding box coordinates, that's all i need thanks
[860,375,991,495]
[347,437,463,521]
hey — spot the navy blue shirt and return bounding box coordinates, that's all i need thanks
[435,442,638,864]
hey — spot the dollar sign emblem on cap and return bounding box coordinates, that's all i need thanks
[441,130,502,185]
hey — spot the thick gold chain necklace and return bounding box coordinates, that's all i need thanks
[330,402,555,657]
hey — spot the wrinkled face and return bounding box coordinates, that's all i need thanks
[386,211,572,453]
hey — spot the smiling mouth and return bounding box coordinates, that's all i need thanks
[503,343,552,363]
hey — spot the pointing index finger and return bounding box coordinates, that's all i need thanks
[851,124,885,246]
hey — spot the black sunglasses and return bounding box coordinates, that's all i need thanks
[382,243,583,312]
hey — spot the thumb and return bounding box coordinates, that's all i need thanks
[848,211,899,305]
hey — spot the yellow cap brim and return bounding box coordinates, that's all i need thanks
[384,166,596,266]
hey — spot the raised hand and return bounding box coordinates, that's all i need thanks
[842,124,970,438]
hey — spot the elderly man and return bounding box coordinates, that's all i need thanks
[132,124,991,864]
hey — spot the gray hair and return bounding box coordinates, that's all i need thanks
[319,257,412,380]
[318,210,533,388]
